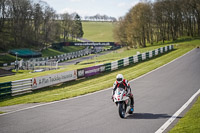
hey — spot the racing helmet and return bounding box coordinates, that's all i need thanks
[116,74,123,83]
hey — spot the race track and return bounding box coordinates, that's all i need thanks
[0,48,200,133]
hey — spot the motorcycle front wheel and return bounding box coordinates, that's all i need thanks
[118,102,126,118]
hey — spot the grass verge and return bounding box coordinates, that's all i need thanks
[0,111,5,114]
[0,39,198,107]
[169,96,200,133]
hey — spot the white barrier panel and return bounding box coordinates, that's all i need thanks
[32,70,77,90]
[160,47,163,53]
[12,78,32,94]
[111,61,118,71]
[134,55,138,63]
[149,51,153,58]
[123,57,129,66]
[155,49,158,55]
[142,53,146,60]
[169,45,172,50]
[165,46,168,52]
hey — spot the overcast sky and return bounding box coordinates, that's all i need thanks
[39,0,141,19]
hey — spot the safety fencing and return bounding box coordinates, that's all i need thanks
[77,45,174,76]
[1,47,93,68]
[0,82,12,97]
[12,78,32,95]
[0,45,173,97]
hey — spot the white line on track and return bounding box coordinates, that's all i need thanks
[0,48,196,117]
[155,88,200,133]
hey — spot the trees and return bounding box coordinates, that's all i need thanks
[0,0,84,51]
[114,2,153,48]
[114,0,200,48]
[73,14,84,39]
[60,13,73,42]
[84,14,117,22]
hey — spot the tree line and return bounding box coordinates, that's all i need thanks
[0,0,83,51]
[84,14,117,22]
[114,0,200,48]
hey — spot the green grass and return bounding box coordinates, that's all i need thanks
[41,46,85,57]
[169,96,200,133]
[0,39,199,107]
[0,111,5,114]
[82,21,115,42]
[41,48,64,57]
[60,46,85,53]
[0,54,18,64]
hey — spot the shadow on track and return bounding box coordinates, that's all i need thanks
[125,113,182,119]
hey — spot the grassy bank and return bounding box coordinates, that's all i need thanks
[0,54,19,64]
[0,39,199,107]
[41,46,85,57]
[169,96,200,132]
[82,21,115,42]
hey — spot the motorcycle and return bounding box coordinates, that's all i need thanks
[113,87,133,118]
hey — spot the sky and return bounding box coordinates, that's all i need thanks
[39,0,141,19]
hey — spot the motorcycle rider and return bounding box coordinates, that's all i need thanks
[112,74,134,111]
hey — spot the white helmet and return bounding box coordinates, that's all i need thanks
[116,74,123,83]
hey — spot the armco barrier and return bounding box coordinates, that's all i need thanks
[118,59,124,68]
[103,45,173,73]
[0,82,12,96]
[111,61,118,71]
[0,45,173,97]
[11,78,32,95]
[138,54,142,62]
[129,56,134,64]
[105,63,111,71]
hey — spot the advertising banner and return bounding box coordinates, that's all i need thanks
[84,66,101,77]
[32,70,77,89]
[53,42,117,47]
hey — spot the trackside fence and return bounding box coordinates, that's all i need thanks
[11,78,32,95]
[0,82,12,97]
[0,45,173,97]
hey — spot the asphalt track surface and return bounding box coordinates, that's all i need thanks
[0,48,200,133]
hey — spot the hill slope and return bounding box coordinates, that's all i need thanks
[82,21,115,42]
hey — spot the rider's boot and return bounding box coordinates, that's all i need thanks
[130,105,134,112]
[130,96,134,112]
